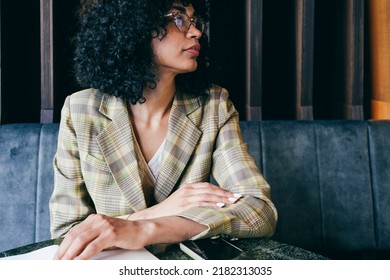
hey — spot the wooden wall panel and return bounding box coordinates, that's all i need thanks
[245,0,366,120]
[246,0,263,120]
[369,0,390,119]
[344,0,364,120]
[40,0,54,124]
[0,0,377,123]
[295,0,315,120]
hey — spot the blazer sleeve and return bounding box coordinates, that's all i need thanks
[178,90,278,239]
[49,96,95,238]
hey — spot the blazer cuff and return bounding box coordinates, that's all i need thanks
[178,206,234,239]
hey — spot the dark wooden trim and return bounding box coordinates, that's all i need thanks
[246,0,263,120]
[344,0,364,119]
[295,0,314,120]
[40,0,54,124]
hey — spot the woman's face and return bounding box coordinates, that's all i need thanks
[151,3,203,78]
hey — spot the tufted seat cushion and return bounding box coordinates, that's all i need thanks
[0,124,58,252]
[1,121,390,259]
[240,120,390,259]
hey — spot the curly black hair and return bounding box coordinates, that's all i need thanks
[74,0,212,104]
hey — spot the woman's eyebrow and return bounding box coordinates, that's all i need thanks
[170,5,198,17]
[170,5,186,13]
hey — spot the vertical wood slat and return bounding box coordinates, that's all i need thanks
[40,0,54,124]
[295,0,315,120]
[246,0,263,121]
[344,0,364,120]
[369,0,390,119]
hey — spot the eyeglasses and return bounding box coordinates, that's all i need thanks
[164,12,205,33]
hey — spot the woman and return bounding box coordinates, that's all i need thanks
[49,0,277,260]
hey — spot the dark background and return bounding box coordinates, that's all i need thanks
[0,0,373,123]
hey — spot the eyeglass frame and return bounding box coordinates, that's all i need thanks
[164,11,205,33]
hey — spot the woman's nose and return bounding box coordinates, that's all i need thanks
[186,23,202,39]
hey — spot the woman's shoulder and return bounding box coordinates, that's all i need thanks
[207,84,229,101]
[67,88,103,104]
[191,84,238,127]
[61,88,122,131]
[204,84,236,115]
[64,88,116,119]
[66,88,118,112]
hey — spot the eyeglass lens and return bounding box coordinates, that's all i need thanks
[174,14,204,32]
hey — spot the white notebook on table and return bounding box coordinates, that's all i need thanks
[0,245,158,260]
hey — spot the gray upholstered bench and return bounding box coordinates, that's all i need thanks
[1,121,389,259]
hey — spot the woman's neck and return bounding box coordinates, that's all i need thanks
[129,75,176,123]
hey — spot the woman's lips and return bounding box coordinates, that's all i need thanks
[184,44,201,56]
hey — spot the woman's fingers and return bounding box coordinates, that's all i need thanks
[73,234,111,260]
[177,183,242,206]
[128,182,243,221]
[54,214,127,260]
[53,215,97,259]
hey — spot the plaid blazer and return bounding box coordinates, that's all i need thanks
[49,85,277,239]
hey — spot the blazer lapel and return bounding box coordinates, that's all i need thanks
[96,95,147,212]
[154,92,202,202]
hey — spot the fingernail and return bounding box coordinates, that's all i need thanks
[233,193,243,198]
[228,197,238,202]
[216,202,225,208]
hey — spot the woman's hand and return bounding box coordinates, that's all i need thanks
[53,214,146,260]
[128,182,242,220]
[53,183,241,260]
[53,214,208,260]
